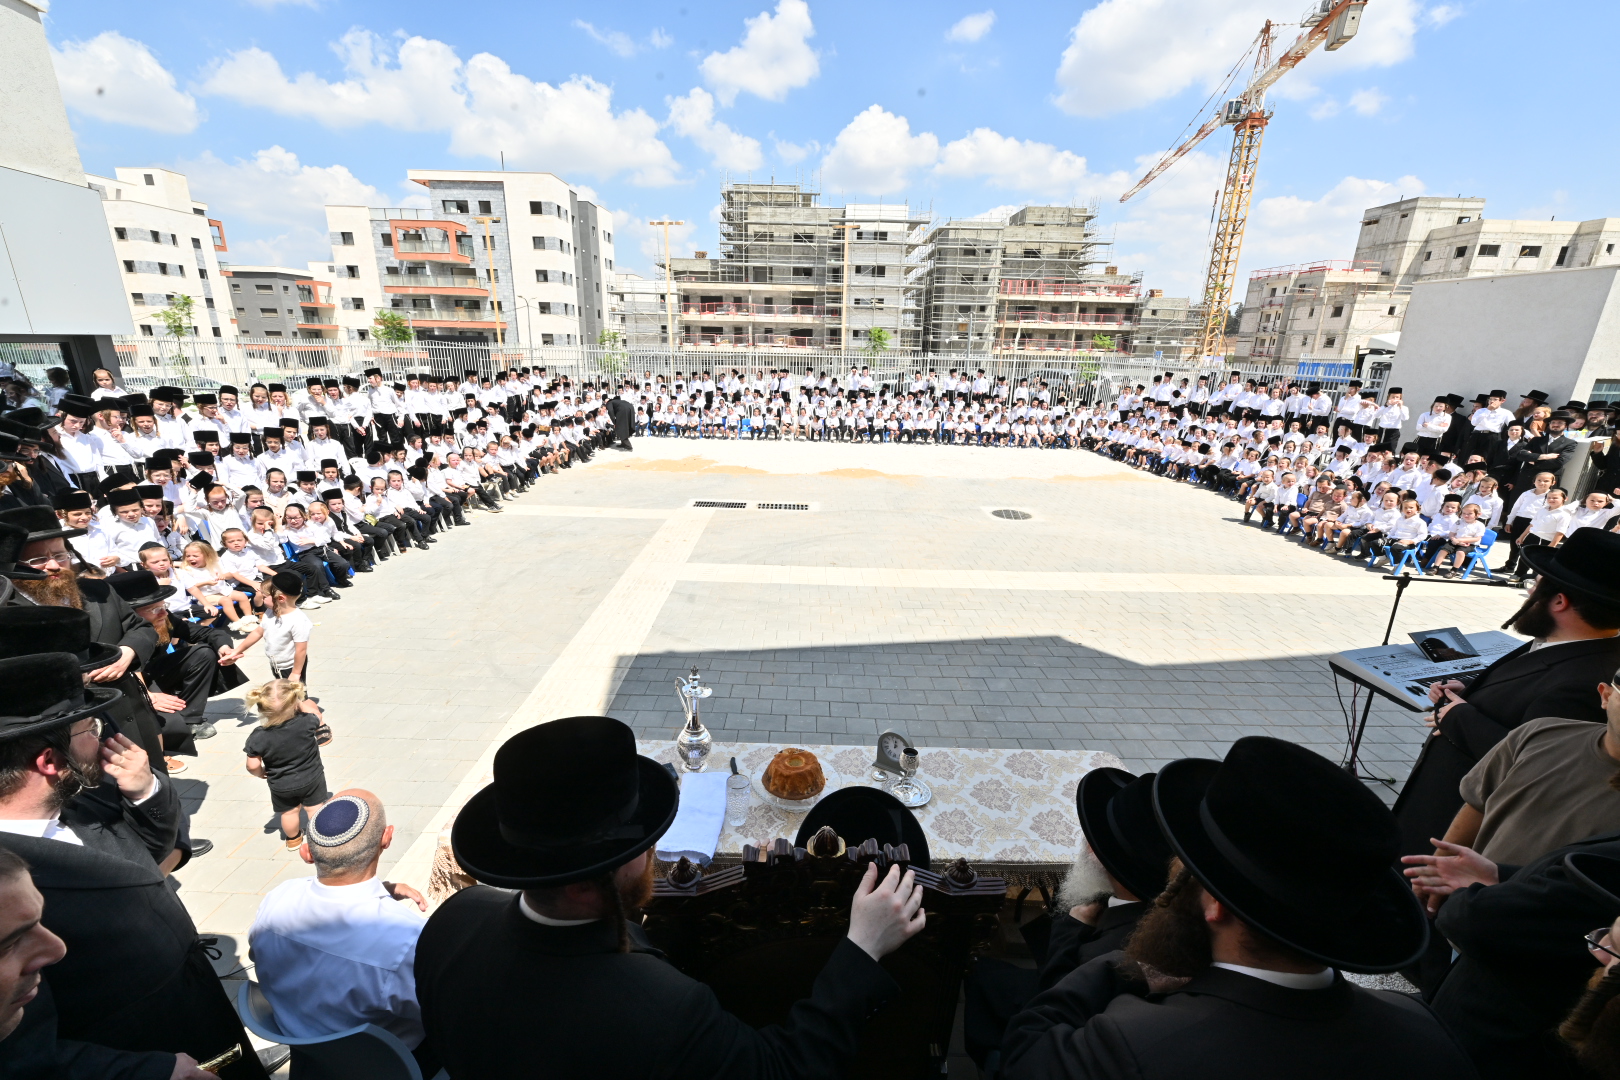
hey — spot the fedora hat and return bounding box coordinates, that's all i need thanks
[1522,529,1620,604]
[0,432,24,463]
[0,521,46,581]
[795,786,930,866]
[0,653,122,742]
[106,569,176,610]
[452,717,678,888]
[0,407,60,434]
[1565,853,1620,914]
[1076,767,1174,902]
[1153,736,1427,973]
[0,505,85,543]
[0,607,121,671]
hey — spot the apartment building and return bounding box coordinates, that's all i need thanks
[221,266,336,340]
[1232,261,1406,365]
[607,272,668,347]
[1131,292,1201,362]
[1355,196,1620,284]
[664,183,928,352]
[87,167,234,340]
[314,169,614,345]
[917,206,1142,358]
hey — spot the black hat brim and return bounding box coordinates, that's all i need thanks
[452,754,679,888]
[115,585,178,608]
[1076,766,1164,902]
[0,564,47,581]
[1565,853,1620,914]
[1153,758,1428,973]
[794,786,930,866]
[22,524,87,543]
[1521,546,1620,604]
[0,684,122,742]
[75,641,125,672]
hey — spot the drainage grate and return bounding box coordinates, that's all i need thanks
[991,509,1033,520]
[693,500,748,509]
[757,503,810,511]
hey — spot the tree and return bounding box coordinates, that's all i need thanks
[153,294,195,381]
[862,326,891,359]
[1092,334,1116,352]
[597,328,627,375]
[372,310,414,347]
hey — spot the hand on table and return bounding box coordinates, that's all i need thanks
[149,691,188,714]
[100,733,155,802]
[1401,839,1498,914]
[384,881,428,911]
[847,863,926,961]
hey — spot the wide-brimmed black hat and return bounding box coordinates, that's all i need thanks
[452,717,679,888]
[1076,767,1174,902]
[107,569,176,609]
[1565,853,1620,914]
[795,786,930,866]
[0,505,84,543]
[1523,529,1620,603]
[0,521,46,581]
[0,653,122,741]
[58,394,99,419]
[0,607,121,671]
[1153,736,1427,972]
[0,432,24,463]
[1523,390,1550,403]
[0,407,60,435]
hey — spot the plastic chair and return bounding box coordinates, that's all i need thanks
[1457,529,1498,580]
[281,541,344,586]
[237,980,442,1080]
[1386,544,1426,575]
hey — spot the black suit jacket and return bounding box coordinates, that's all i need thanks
[1037,904,1147,992]
[1432,831,1620,1080]
[1392,636,1620,857]
[77,578,158,667]
[1510,432,1578,491]
[415,885,899,1080]
[1002,955,1479,1079]
[1,980,174,1080]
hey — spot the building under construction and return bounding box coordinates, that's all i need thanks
[916,206,1145,358]
[657,183,928,353]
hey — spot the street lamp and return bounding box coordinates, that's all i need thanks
[473,216,504,348]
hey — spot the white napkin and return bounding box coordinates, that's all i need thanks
[655,770,728,865]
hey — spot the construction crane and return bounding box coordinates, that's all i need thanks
[1120,0,1369,359]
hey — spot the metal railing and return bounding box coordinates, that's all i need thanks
[999,280,1141,299]
[383,275,487,291]
[681,303,828,318]
[389,308,501,323]
[395,240,453,254]
[999,312,1133,326]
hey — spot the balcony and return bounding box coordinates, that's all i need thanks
[991,341,1129,355]
[998,312,1133,327]
[392,307,506,327]
[384,274,489,297]
[1248,260,1381,280]
[680,334,819,348]
[396,239,452,254]
[680,302,829,319]
[999,280,1140,299]
[297,311,335,325]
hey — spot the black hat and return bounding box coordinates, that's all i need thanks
[49,490,93,513]
[0,607,121,671]
[268,383,287,394]
[106,488,141,509]
[1550,410,1582,424]
[1385,387,1403,395]
[1522,529,1620,603]
[319,459,339,470]
[58,394,98,419]
[1590,401,1611,411]
[151,386,184,403]
[0,521,46,581]
[320,488,343,501]
[107,569,176,609]
[342,376,361,388]
[1445,394,1464,407]
[219,384,239,396]
[279,418,300,429]
[1561,400,1589,413]
[1472,393,1490,405]
[322,379,339,389]
[0,505,85,543]
[187,473,212,492]
[0,432,23,463]
[406,464,428,481]
[230,433,252,445]
[307,416,328,428]
[1489,389,1508,399]
[1153,736,1427,972]
[193,393,218,406]
[129,400,155,418]
[0,653,122,742]
[452,717,679,888]
[1523,390,1549,403]
[186,450,214,467]
[1076,767,1174,902]
[465,369,479,378]
[295,470,317,483]
[1564,853,1620,914]
[193,430,219,445]
[134,484,163,501]
[1,406,61,434]
[363,367,383,378]
[270,570,303,597]
[306,376,323,387]
[794,786,930,866]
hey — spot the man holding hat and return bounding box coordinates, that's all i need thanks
[0,653,267,1078]
[414,716,927,1078]
[1000,737,1477,1079]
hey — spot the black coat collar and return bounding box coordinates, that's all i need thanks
[1170,966,1354,1021]
[498,895,665,958]
[1096,901,1147,933]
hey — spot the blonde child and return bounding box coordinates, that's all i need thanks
[243,678,331,849]
[175,540,255,629]
[135,544,194,615]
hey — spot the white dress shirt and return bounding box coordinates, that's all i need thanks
[249,876,427,1048]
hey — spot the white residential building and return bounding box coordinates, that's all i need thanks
[313,169,614,346]
[86,167,234,340]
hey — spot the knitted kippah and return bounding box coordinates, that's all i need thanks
[309,796,369,847]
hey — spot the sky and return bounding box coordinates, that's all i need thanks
[41,0,1620,298]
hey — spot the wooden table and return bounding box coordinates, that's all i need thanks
[428,740,1123,901]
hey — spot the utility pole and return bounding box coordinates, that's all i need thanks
[832,220,861,354]
[649,219,685,365]
[473,216,503,347]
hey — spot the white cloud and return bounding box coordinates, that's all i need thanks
[615,214,699,273]
[1310,98,1341,120]
[946,11,996,43]
[934,128,1130,200]
[699,0,819,106]
[773,137,818,163]
[573,20,638,58]
[1348,87,1389,115]
[49,32,200,134]
[1054,0,1428,118]
[820,105,939,195]
[1427,4,1462,26]
[666,88,764,172]
[174,146,386,267]
[650,29,675,48]
[197,30,679,184]
[961,204,1022,223]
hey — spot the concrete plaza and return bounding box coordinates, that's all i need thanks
[171,435,1523,961]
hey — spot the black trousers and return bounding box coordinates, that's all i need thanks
[269,557,327,600]
[144,641,219,729]
[352,521,394,558]
[372,513,412,551]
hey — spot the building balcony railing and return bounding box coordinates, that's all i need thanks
[391,307,500,322]
[297,314,335,325]
[680,334,821,348]
[396,239,452,253]
[384,275,490,296]
[992,341,1130,355]
[681,302,828,318]
[999,280,1141,299]
[998,312,1133,326]
[1248,259,1382,280]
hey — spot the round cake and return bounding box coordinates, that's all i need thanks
[762,748,826,801]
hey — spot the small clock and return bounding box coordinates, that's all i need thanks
[872,731,908,782]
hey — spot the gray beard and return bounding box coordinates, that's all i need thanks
[1057,841,1117,911]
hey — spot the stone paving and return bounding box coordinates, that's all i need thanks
[170,435,1523,967]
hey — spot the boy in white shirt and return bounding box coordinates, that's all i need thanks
[227,572,315,683]
[1511,488,1571,580]
[1372,498,1429,565]
[1431,503,1487,578]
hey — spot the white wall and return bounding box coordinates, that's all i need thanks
[1385,265,1620,440]
[0,0,84,186]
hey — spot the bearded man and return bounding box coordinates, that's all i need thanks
[0,653,267,1078]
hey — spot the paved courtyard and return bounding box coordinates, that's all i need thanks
[172,436,1524,964]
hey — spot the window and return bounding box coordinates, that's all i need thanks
[140,324,154,335]
[189,237,201,249]
[204,297,214,309]
[338,231,354,246]
[1520,245,1542,258]
[1331,305,1344,318]
[130,292,142,303]
[169,234,177,245]
[1423,251,1432,261]
[346,266,359,278]
[604,259,613,270]
[1478,244,1501,257]
[1454,246,1468,258]
[854,265,887,277]
[1387,305,1397,316]
[442,200,469,214]
[260,308,279,316]
[1609,244,1617,255]
[211,327,221,337]
[530,201,551,215]
[122,260,135,273]
[533,236,563,251]
[535,269,549,282]
[198,269,208,280]
[380,232,393,247]
[157,262,169,275]
[356,329,368,341]
[113,227,127,240]
[1023,249,1040,258]
[230,282,240,291]
[1557,245,1570,267]
[193,207,205,216]
[1457,216,1471,224]
[604,232,612,243]
[1268,287,1277,297]
[478,200,492,214]
[149,230,161,243]
[1325,336,1337,347]
[351,297,365,310]
[235,307,245,314]
[1307,307,1315,317]
[143,174,154,185]
[792,267,813,278]
[255,283,272,293]
[264,331,282,337]
[855,230,889,241]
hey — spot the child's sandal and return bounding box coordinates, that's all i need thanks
[314,724,334,746]
[285,833,304,849]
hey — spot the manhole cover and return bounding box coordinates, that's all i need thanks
[991,509,1032,520]
[757,503,810,510]
[693,500,748,509]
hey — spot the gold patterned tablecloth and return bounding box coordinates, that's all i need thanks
[427,740,1124,902]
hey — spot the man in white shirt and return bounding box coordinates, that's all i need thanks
[249,791,429,1055]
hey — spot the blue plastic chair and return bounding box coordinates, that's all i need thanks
[1457,529,1498,580]
[281,541,345,586]
[237,980,444,1080]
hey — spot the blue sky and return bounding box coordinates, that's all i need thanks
[42,0,1619,296]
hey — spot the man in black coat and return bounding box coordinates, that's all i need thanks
[606,391,635,451]
[1393,531,1620,860]
[0,654,266,1078]
[1001,738,1478,1080]
[414,717,926,1078]
[1507,410,1580,493]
